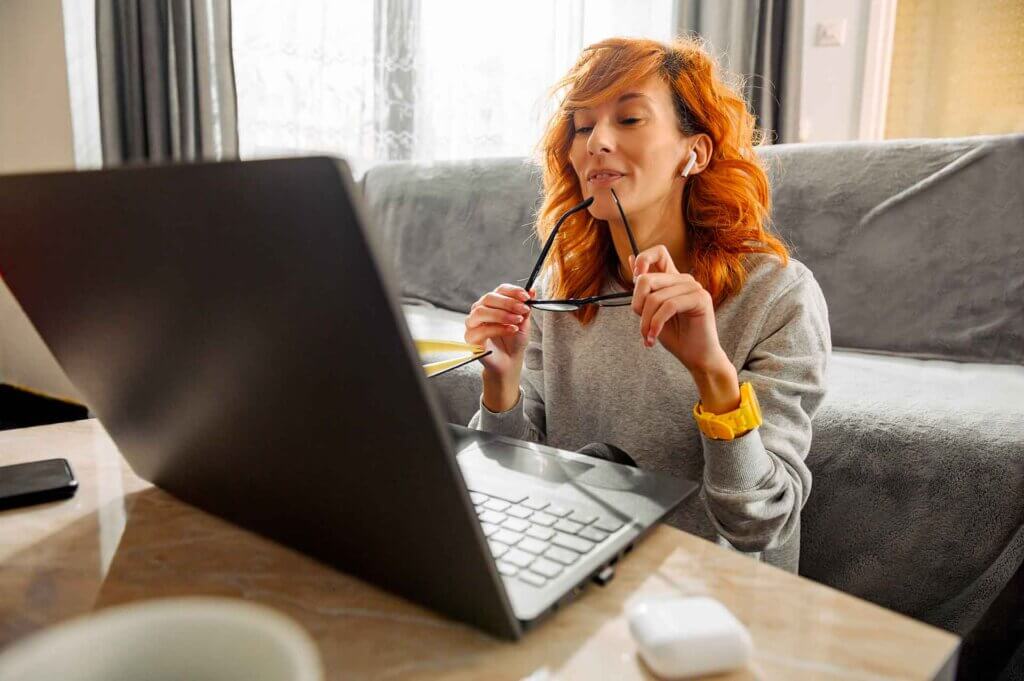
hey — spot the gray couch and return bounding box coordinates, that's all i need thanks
[358,134,1024,641]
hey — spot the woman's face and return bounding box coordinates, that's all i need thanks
[568,75,690,223]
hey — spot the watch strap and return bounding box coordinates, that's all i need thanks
[693,381,762,440]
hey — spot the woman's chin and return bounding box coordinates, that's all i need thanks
[585,194,619,221]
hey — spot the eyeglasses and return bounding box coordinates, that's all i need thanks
[525,188,638,312]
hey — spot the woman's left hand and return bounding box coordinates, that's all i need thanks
[630,245,727,373]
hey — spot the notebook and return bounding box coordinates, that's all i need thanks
[416,339,491,378]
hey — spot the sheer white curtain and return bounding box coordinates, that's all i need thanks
[231,1,377,166]
[232,0,674,172]
[62,0,103,170]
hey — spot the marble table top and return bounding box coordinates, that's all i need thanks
[0,420,958,680]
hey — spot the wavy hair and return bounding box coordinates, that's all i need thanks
[535,35,790,324]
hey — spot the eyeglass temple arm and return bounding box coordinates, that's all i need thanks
[525,196,594,292]
[610,188,640,257]
[531,290,631,305]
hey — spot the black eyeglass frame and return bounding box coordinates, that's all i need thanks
[525,188,639,311]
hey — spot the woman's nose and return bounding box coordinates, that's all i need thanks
[587,120,614,155]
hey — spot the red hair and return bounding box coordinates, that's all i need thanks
[536,35,790,324]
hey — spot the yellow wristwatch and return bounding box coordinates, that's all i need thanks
[693,381,763,441]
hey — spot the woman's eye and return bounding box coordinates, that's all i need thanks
[573,118,640,135]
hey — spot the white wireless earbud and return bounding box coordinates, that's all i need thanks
[681,150,698,178]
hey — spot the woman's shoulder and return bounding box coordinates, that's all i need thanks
[715,252,827,328]
[739,251,819,303]
[731,252,829,346]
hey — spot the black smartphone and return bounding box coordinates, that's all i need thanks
[0,458,78,510]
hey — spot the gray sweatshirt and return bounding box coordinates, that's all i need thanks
[468,252,832,573]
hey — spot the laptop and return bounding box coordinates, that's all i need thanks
[0,157,696,639]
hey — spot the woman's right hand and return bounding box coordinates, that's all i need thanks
[465,284,535,383]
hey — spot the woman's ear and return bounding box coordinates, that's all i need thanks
[683,133,713,177]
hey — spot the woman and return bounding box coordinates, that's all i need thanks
[464,36,831,573]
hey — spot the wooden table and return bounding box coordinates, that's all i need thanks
[0,420,959,680]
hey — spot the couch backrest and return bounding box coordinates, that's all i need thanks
[361,134,1024,364]
[762,133,1023,364]
[361,157,543,313]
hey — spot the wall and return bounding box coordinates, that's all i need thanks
[796,0,873,142]
[886,0,1024,139]
[0,0,83,401]
[0,0,75,172]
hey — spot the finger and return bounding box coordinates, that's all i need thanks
[640,283,697,340]
[635,256,650,277]
[631,270,654,315]
[637,272,696,292]
[478,292,531,315]
[465,324,519,346]
[496,287,532,307]
[648,289,708,344]
[646,298,686,345]
[631,274,698,315]
[648,293,690,340]
[467,306,526,329]
[466,325,512,347]
[633,245,678,276]
[495,284,531,302]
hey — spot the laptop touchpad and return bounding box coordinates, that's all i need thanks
[457,441,593,485]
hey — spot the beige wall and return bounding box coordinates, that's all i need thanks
[0,0,83,400]
[0,0,75,172]
[886,0,1024,138]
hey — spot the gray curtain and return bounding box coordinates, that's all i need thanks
[673,0,800,143]
[96,0,238,166]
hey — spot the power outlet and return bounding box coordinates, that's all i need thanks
[814,19,847,47]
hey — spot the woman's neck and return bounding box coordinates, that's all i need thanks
[606,191,689,283]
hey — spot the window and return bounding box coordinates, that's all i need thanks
[231,0,675,171]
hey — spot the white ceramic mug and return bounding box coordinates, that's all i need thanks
[0,597,323,681]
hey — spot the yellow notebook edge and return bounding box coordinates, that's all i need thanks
[415,339,490,378]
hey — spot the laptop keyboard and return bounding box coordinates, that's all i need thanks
[466,485,625,589]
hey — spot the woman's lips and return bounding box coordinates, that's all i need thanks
[588,172,625,187]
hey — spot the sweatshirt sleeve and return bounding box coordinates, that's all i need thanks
[698,271,831,553]
[467,305,547,443]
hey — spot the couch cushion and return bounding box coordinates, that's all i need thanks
[760,133,1024,364]
[802,351,1024,633]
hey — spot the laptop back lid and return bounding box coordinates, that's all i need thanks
[0,157,520,638]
